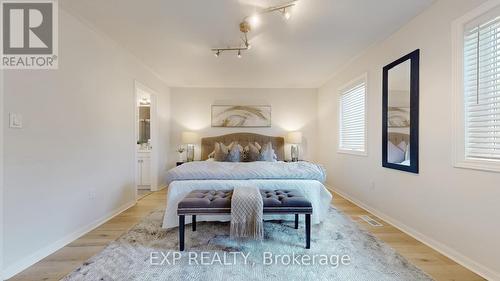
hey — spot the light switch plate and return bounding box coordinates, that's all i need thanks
[9,113,23,128]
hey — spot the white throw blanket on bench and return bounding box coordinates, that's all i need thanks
[230,186,264,240]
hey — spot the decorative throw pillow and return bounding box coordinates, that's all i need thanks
[259,142,276,162]
[214,142,229,162]
[246,143,261,162]
[226,144,241,162]
[387,141,405,164]
[254,142,262,151]
[405,144,410,161]
[227,141,236,150]
[397,141,407,152]
[207,151,215,159]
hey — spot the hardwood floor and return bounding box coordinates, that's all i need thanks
[8,189,485,281]
[137,189,153,200]
[8,191,166,281]
[329,191,486,281]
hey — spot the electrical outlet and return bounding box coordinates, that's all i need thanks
[88,189,97,199]
[9,113,23,128]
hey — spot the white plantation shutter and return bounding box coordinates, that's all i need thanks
[339,81,366,153]
[464,15,500,161]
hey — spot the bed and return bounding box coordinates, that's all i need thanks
[162,133,332,229]
[387,132,411,166]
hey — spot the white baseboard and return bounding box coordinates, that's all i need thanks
[328,185,500,281]
[3,200,137,280]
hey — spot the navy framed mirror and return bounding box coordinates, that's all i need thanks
[382,49,419,174]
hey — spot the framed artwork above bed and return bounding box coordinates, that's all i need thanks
[211,105,271,127]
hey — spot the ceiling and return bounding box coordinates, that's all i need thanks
[61,0,434,88]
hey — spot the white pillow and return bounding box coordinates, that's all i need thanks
[405,143,410,161]
[397,141,407,152]
[259,142,276,162]
[388,141,405,164]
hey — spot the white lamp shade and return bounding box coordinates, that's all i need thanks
[287,131,303,144]
[182,132,199,144]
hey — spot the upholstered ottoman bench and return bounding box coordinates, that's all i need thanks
[177,189,313,251]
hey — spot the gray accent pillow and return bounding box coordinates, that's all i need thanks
[254,142,262,151]
[246,143,261,162]
[259,142,276,162]
[214,142,229,162]
[226,144,241,162]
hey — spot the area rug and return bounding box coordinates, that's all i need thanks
[63,208,433,281]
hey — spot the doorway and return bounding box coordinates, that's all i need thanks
[134,81,159,199]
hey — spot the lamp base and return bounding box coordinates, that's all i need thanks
[291,145,299,162]
[186,144,195,162]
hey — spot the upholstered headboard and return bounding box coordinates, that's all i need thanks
[388,132,410,145]
[201,133,285,161]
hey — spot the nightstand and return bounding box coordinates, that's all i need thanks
[177,161,199,166]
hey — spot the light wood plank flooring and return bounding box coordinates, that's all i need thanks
[8,189,485,281]
[137,189,153,200]
[329,190,486,281]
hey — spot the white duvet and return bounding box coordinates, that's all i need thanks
[165,161,327,184]
[162,179,332,228]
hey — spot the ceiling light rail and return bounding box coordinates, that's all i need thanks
[212,0,298,58]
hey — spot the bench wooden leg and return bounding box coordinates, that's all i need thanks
[179,215,185,251]
[295,214,299,229]
[305,214,311,249]
[192,215,197,231]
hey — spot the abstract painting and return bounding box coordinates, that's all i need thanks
[388,107,410,128]
[211,105,271,127]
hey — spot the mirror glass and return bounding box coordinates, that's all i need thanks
[387,61,411,166]
[383,50,419,174]
[138,106,151,144]
[137,92,151,150]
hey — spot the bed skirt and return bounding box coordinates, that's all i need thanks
[162,179,332,229]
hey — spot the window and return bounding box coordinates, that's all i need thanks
[338,75,367,155]
[453,2,500,172]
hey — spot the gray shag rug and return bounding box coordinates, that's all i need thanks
[63,208,433,281]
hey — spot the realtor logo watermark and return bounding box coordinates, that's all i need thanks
[150,251,352,267]
[1,0,58,69]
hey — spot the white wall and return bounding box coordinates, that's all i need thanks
[318,0,500,279]
[2,10,170,279]
[169,88,318,166]
[1,69,5,280]
[156,88,171,188]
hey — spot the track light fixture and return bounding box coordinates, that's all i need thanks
[249,14,260,27]
[212,0,298,58]
[281,8,291,20]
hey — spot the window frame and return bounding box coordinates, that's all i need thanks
[452,0,500,173]
[337,73,368,156]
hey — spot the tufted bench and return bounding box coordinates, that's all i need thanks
[177,189,313,251]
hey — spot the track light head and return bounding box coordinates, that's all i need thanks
[214,50,220,57]
[249,14,260,28]
[240,21,252,33]
[237,50,242,58]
